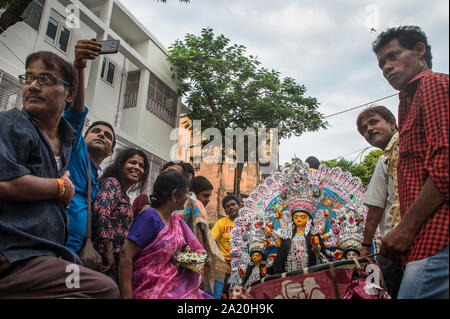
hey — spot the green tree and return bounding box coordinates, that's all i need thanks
[168,28,327,212]
[0,0,190,35]
[361,149,383,177]
[320,149,383,186]
[0,0,32,35]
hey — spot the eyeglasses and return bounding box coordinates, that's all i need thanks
[19,74,72,87]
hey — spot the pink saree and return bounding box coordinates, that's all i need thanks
[132,213,213,299]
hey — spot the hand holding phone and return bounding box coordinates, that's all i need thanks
[74,39,102,69]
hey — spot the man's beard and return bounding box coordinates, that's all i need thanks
[87,143,109,158]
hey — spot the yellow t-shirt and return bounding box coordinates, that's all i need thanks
[211,216,234,273]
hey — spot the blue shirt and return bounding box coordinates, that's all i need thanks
[127,209,166,249]
[0,108,79,264]
[63,107,100,254]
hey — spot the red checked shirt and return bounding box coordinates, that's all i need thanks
[397,69,449,264]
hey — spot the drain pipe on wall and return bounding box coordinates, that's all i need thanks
[114,53,127,128]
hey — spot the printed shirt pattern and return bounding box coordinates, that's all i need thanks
[93,177,133,257]
[384,132,401,229]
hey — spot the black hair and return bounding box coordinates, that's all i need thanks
[25,51,78,89]
[222,194,240,210]
[356,105,398,135]
[372,25,432,68]
[100,147,149,193]
[84,120,116,148]
[305,156,320,170]
[160,161,194,180]
[190,176,213,194]
[148,170,190,208]
[180,162,195,180]
[25,51,78,109]
[160,161,181,172]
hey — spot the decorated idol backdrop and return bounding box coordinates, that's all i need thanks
[229,158,373,288]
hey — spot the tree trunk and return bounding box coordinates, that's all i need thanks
[216,162,225,220]
[234,161,244,198]
[0,0,33,35]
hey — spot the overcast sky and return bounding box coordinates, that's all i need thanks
[121,0,449,165]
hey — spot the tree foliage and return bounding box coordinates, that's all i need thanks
[0,0,32,35]
[320,149,383,186]
[168,28,327,140]
[168,28,327,196]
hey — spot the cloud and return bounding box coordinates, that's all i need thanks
[120,0,449,165]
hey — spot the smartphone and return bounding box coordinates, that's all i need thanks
[97,40,120,54]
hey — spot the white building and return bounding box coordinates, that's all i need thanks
[0,0,182,194]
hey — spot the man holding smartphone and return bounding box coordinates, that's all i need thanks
[64,39,117,259]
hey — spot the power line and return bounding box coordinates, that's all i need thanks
[351,146,373,164]
[280,92,399,133]
[332,146,374,162]
[322,93,399,120]
[0,38,25,65]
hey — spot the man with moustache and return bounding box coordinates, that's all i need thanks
[0,51,119,298]
[356,105,403,298]
[373,26,448,299]
[64,39,116,255]
[212,195,241,298]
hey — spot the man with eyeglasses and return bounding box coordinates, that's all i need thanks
[63,39,117,256]
[0,51,119,298]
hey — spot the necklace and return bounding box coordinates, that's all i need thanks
[287,233,308,272]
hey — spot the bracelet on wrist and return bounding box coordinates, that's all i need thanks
[361,242,373,248]
[56,178,66,198]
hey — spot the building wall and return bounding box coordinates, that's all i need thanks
[176,116,268,223]
[0,0,181,198]
[196,161,264,223]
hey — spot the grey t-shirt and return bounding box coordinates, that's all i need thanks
[363,155,394,237]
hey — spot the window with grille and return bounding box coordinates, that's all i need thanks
[146,72,178,127]
[123,70,140,109]
[0,69,23,111]
[22,0,45,32]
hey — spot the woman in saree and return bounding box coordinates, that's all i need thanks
[177,176,227,298]
[118,170,213,299]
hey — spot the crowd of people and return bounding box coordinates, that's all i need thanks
[0,25,448,299]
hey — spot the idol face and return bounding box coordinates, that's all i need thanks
[293,211,310,229]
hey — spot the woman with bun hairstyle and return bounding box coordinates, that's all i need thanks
[118,170,213,299]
